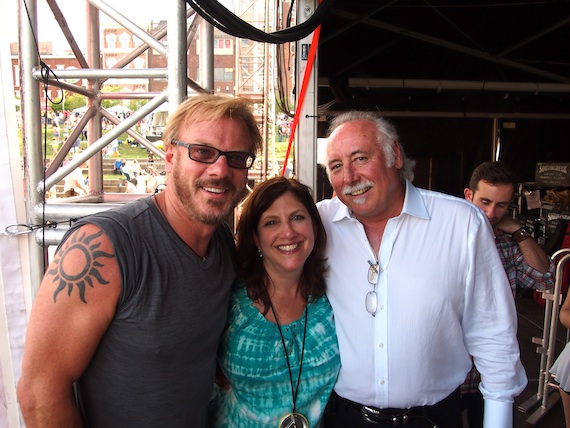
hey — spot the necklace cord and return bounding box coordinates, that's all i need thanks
[269,300,308,414]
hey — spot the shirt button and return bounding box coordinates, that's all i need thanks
[379,343,384,348]
[379,305,384,310]
[379,379,385,385]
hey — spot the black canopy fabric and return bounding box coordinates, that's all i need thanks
[317,0,570,116]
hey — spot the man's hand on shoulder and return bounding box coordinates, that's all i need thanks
[494,216,522,235]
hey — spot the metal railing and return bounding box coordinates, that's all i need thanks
[518,248,570,425]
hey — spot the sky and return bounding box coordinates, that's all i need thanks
[6,0,236,55]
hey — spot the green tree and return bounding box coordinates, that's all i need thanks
[101,85,122,109]
[128,99,148,112]
[49,91,86,113]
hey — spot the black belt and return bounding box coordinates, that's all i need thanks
[331,388,460,427]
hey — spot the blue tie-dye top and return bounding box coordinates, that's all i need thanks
[210,285,340,428]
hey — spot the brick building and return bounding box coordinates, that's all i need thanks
[11,22,238,106]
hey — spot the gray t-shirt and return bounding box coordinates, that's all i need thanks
[65,197,235,427]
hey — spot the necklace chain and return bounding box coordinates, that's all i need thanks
[269,299,308,414]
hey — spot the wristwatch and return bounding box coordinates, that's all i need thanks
[511,226,532,243]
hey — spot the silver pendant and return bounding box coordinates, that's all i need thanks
[278,412,310,428]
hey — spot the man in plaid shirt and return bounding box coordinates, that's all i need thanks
[460,161,555,427]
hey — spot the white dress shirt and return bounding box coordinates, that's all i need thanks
[317,181,527,426]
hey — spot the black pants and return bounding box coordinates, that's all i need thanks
[323,389,462,428]
[459,391,483,428]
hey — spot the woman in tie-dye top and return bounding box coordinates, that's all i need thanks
[209,177,340,428]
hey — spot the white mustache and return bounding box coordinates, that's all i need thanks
[342,181,374,196]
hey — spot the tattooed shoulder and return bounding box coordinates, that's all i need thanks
[47,228,114,303]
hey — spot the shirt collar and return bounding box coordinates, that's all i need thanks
[401,180,430,220]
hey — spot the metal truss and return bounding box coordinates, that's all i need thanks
[18,0,208,285]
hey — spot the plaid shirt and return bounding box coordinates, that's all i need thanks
[462,233,555,394]
[495,232,555,297]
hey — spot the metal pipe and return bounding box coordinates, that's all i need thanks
[199,20,214,92]
[35,198,145,246]
[45,107,97,177]
[324,110,570,120]
[36,226,70,247]
[99,109,165,160]
[100,92,162,99]
[20,0,48,287]
[523,250,570,424]
[86,1,104,199]
[318,77,570,94]
[39,93,168,192]
[168,0,189,107]
[36,202,120,221]
[45,0,90,69]
[32,67,168,79]
[30,72,95,98]
[543,253,570,394]
[87,0,167,55]
[330,9,570,83]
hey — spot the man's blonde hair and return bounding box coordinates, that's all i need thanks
[162,94,263,154]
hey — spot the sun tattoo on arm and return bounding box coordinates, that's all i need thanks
[47,229,114,303]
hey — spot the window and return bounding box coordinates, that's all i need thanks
[106,34,117,49]
[119,33,131,49]
[214,68,234,82]
[214,38,233,54]
[106,57,118,68]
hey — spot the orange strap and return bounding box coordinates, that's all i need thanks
[281,22,321,176]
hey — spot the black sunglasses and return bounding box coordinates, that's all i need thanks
[171,140,255,170]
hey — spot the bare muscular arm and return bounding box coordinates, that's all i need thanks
[17,224,121,428]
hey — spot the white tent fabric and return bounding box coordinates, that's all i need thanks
[107,104,132,115]
[72,105,88,114]
[0,15,31,428]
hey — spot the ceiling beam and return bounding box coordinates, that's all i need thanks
[318,77,570,93]
[330,9,570,84]
[498,16,570,57]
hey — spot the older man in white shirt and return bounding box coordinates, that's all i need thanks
[318,111,527,428]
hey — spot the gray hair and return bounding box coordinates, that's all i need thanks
[327,111,415,183]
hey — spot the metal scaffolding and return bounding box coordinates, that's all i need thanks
[235,0,271,179]
[17,0,321,291]
[17,0,212,289]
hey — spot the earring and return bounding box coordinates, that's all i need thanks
[258,249,263,258]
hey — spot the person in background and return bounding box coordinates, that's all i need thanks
[72,137,81,153]
[123,178,138,193]
[210,176,340,428]
[51,137,60,155]
[317,111,527,428]
[113,158,123,175]
[461,161,555,427]
[63,159,88,197]
[122,160,133,182]
[17,94,262,428]
[52,123,60,141]
[132,159,141,178]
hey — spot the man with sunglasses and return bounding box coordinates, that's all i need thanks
[17,94,262,428]
[317,111,527,428]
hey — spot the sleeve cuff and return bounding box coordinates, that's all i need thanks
[483,398,513,428]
